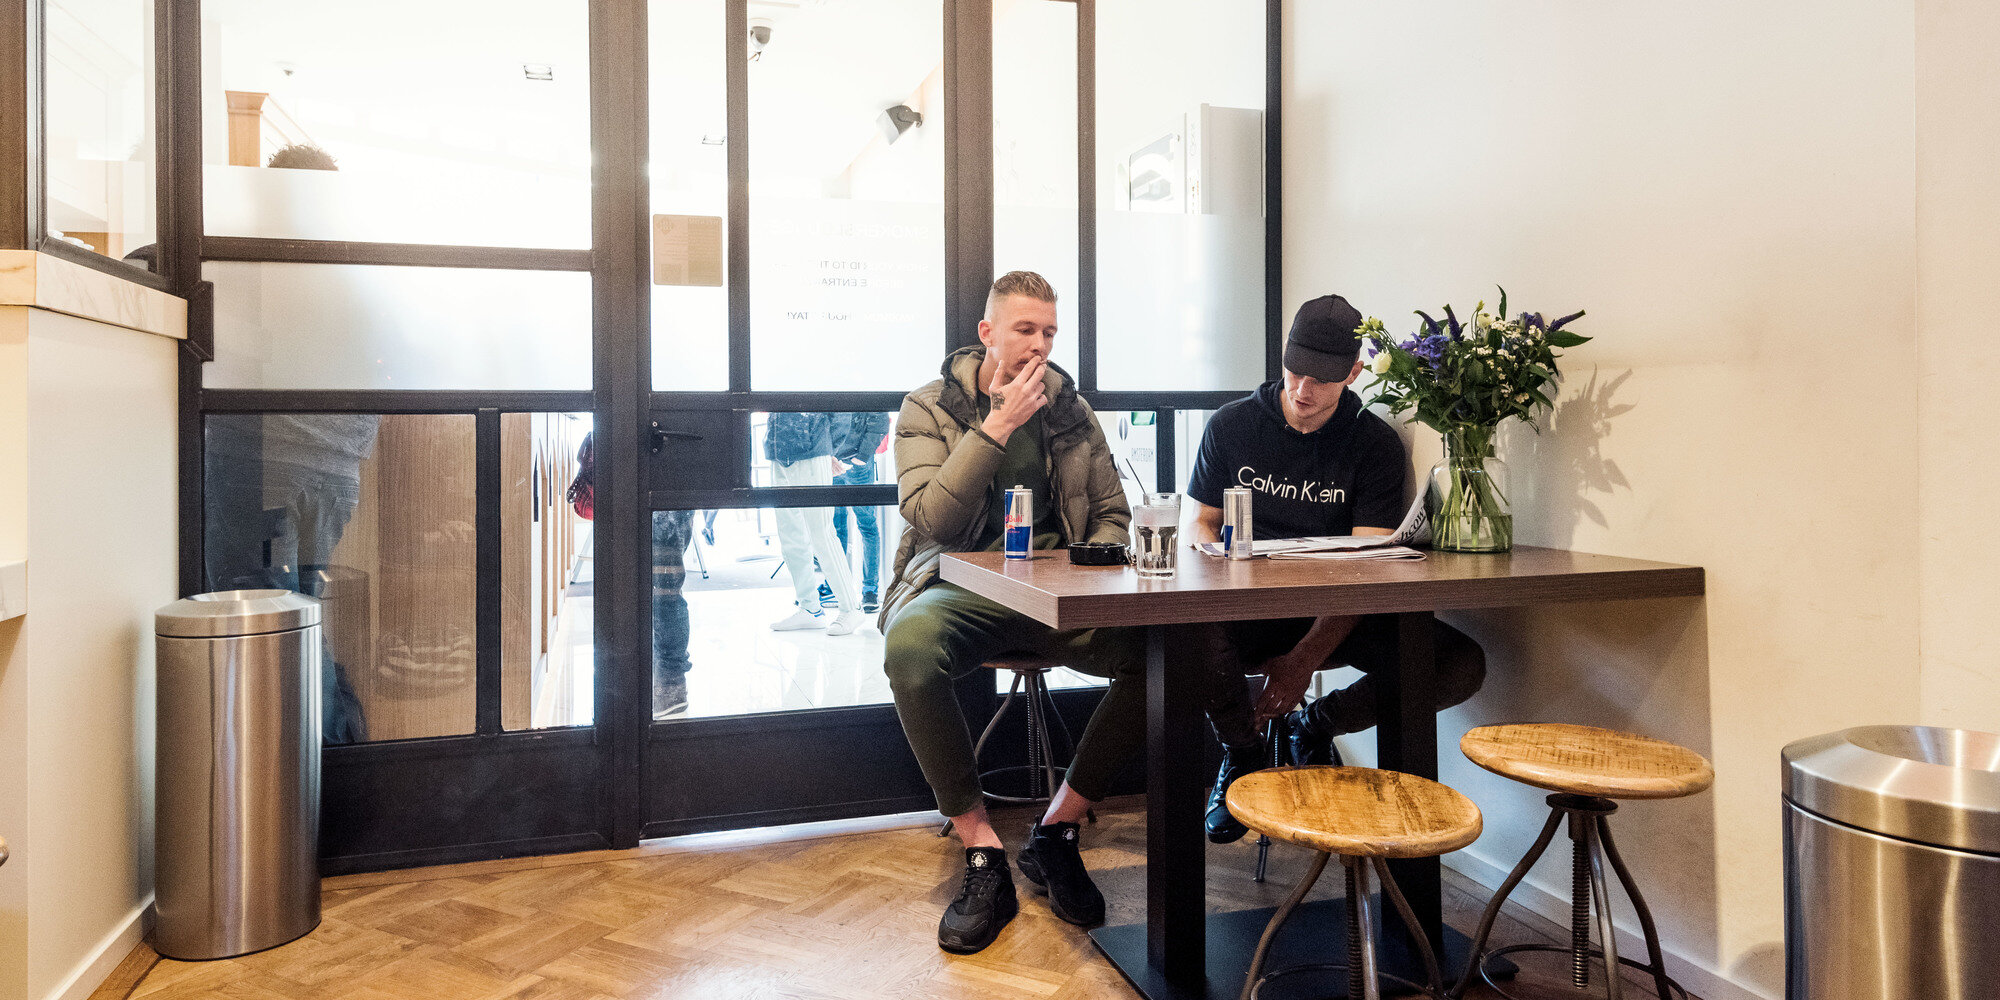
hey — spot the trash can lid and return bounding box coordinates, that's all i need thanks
[1784,725,2000,853]
[155,589,321,638]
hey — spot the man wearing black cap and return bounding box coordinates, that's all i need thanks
[1184,294,1487,844]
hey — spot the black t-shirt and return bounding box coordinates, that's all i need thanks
[1186,382,1408,539]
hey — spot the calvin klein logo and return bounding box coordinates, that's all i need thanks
[1237,466,1345,504]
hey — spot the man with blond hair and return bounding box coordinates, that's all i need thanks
[881,271,1141,954]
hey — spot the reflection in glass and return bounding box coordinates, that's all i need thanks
[749,411,896,607]
[44,0,156,266]
[749,1,946,390]
[502,413,595,730]
[654,504,897,721]
[203,262,592,390]
[1097,0,1265,390]
[993,0,1080,376]
[200,0,588,246]
[204,414,476,743]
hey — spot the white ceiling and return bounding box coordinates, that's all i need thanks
[208,0,943,185]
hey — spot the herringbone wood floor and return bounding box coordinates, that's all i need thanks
[105,798,1692,1000]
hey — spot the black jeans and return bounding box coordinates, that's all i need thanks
[1199,615,1487,749]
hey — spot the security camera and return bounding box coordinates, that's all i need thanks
[878,104,924,143]
[748,18,774,59]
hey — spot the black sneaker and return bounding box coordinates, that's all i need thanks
[1017,822,1105,927]
[938,847,1017,954]
[817,581,838,608]
[861,590,880,613]
[1285,708,1343,766]
[1205,744,1268,844]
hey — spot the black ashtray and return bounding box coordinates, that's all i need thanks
[1068,543,1128,566]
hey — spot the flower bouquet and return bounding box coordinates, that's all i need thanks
[1359,290,1589,552]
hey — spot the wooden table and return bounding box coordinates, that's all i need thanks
[941,546,1704,1000]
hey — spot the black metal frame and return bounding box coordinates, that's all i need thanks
[54,0,1291,868]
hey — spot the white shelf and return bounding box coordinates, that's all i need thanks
[0,561,23,621]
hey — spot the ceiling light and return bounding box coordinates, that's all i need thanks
[523,64,554,81]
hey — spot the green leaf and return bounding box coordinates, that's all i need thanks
[1546,330,1589,348]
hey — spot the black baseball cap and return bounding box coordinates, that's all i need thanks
[1282,294,1365,383]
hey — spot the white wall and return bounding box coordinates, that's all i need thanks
[1915,0,2000,726]
[0,306,177,1000]
[1284,2,1937,997]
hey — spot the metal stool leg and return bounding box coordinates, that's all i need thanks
[1238,850,1330,1000]
[940,673,1025,838]
[1452,808,1563,997]
[1374,856,1446,996]
[1598,818,1680,1000]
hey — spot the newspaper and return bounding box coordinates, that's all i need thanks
[1195,491,1430,560]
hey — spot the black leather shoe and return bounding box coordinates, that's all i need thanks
[938,847,1018,954]
[1285,708,1343,766]
[1018,822,1105,927]
[1205,745,1268,844]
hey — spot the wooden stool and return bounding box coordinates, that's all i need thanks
[1227,766,1483,1000]
[1453,723,1714,1000]
[938,655,1090,837]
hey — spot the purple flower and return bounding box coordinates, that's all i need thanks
[1402,333,1450,366]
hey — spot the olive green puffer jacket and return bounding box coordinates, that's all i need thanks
[878,346,1131,629]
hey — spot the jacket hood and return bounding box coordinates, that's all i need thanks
[1254,379,1363,438]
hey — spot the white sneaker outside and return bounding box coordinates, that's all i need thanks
[770,607,826,631]
[825,610,868,636]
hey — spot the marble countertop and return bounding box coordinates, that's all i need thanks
[0,560,23,621]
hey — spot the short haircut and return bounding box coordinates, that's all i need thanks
[984,270,1057,320]
[267,144,339,171]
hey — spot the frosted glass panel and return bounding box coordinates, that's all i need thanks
[748,0,946,391]
[993,0,1079,378]
[204,262,591,390]
[1097,0,1265,391]
[43,0,156,267]
[648,0,728,391]
[201,0,589,246]
[1098,212,1264,390]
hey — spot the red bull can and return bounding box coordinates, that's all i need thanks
[1223,487,1254,560]
[1004,486,1033,559]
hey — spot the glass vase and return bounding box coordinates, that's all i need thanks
[1428,426,1512,552]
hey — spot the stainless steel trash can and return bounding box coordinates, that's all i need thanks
[155,590,323,960]
[1783,725,2000,1000]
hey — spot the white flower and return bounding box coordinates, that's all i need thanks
[1370,352,1392,374]
[1515,393,1530,403]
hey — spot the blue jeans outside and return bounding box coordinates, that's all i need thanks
[834,457,881,596]
[652,511,695,682]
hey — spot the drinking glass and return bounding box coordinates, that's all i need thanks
[1134,493,1181,579]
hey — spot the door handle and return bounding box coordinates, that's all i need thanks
[649,422,704,455]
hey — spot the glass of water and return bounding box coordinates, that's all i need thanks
[1134,493,1181,579]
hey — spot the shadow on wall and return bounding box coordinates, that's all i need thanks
[1440,597,1727,990]
[1503,367,1635,551]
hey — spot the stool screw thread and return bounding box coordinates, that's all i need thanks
[1571,832,1593,989]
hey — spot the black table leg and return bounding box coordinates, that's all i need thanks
[1147,623,1206,984]
[1375,610,1445,959]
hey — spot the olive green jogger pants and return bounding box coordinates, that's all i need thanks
[883,582,1146,817]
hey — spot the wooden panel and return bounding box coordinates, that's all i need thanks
[225,90,267,167]
[329,415,478,742]
[500,413,532,730]
[0,0,29,249]
[940,546,1706,629]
